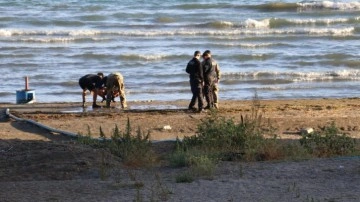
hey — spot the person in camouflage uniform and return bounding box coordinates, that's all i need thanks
[202,52,216,109]
[203,50,221,109]
[202,50,221,109]
[105,72,127,109]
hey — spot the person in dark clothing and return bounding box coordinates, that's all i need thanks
[78,72,105,108]
[186,50,205,112]
[202,52,217,109]
[95,75,108,102]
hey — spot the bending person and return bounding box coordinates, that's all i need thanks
[105,72,127,109]
[78,72,104,108]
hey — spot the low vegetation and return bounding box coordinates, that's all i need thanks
[78,118,155,167]
[300,122,356,157]
[77,95,358,183]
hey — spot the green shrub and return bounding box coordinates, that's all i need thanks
[300,122,355,157]
[179,109,269,162]
[280,142,311,161]
[169,147,189,168]
[188,155,216,179]
[77,125,106,148]
[108,118,155,167]
[175,172,194,183]
[78,118,156,167]
[174,155,216,182]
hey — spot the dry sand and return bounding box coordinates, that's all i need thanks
[0,98,359,201]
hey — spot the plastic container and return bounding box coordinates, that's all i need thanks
[16,90,36,104]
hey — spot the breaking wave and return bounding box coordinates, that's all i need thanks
[0,26,355,38]
[297,1,360,10]
[252,1,360,11]
[222,69,360,82]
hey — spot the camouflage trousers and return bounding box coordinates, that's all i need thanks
[106,72,127,108]
[204,82,219,109]
[213,83,219,108]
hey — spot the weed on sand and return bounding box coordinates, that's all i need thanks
[76,96,358,184]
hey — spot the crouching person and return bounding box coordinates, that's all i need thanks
[106,72,127,109]
[78,72,104,108]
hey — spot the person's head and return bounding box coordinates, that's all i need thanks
[204,50,211,57]
[202,52,210,59]
[194,50,201,59]
[97,72,104,79]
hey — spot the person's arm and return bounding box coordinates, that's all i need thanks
[186,59,193,74]
[198,60,204,82]
[203,59,210,74]
[215,63,221,81]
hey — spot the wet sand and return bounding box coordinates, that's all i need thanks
[3,98,360,140]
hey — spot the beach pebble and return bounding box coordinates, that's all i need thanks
[300,127,314,134]
[163,125,172,130]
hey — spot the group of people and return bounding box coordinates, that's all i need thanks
[78,72,127,109]
[186,50,220,112]
[79,50,220,112]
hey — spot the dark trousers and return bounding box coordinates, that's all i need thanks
[189,79,204,109]
[204,80,215,108]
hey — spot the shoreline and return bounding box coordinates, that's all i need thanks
[2,97,360,141]
[2,96,359,108]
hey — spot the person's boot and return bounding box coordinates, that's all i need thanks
[106,100,111,108]
[92,103,101,108]
[121,102,127,109]
[197,108,207,113]
[188,106,196,111]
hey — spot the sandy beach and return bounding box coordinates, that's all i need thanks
[0,98,359,201]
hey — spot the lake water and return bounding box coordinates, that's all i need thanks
[1,0,360,103]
